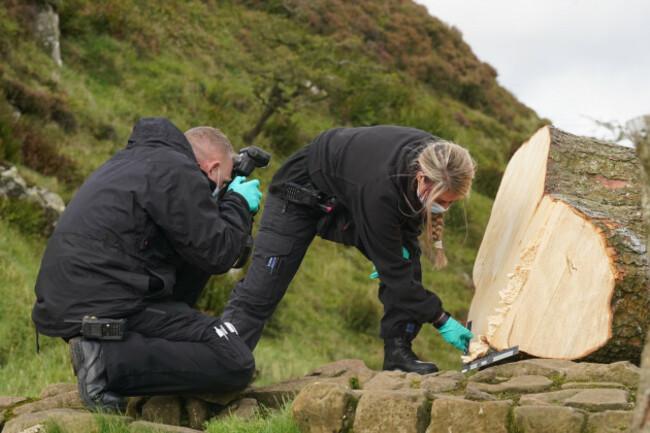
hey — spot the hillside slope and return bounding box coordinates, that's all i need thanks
[0,0,545,398]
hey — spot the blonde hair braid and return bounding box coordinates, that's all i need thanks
[417,140,475,269]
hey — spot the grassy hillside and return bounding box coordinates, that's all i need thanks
[0,0,545,413]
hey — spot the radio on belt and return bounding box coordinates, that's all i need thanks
[81,315,126,340]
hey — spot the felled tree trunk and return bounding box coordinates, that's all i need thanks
[466,126,648,365]
[628,115,650,432]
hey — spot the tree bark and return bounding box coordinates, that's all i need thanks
[243,83,286,145]
[628,115,650,433]
[466,126,648,365]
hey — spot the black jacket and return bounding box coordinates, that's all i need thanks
[271,126,445,324]
[32,118,253,337]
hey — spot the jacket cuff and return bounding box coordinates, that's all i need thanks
[433,311,450,329]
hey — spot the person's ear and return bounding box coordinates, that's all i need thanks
[208,160,222,181]
[416,171,427,189]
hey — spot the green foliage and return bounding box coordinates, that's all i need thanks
[334,70,413,125]
[397,102,457,143]
[2,79,77,132]
[0,4,19,59]
[18,127,82,184]
[473,165,503,199]
[0,102,21,162]
[197,269,246,316]
[248,0,536,125]
[339,289,381,336]
[0,196,49,238]
[263,115,302,157]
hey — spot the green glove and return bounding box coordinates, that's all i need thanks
[370,247,410,279]
[227,176,263,212]
[437,316,474,351]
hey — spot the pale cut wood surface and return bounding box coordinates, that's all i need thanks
[466,126,647,364]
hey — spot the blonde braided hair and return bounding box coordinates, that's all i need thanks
[417,141,475,269]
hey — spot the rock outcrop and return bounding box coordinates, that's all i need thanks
[0,163,65,234]
[32,2,62,67]
[0,358,642,433]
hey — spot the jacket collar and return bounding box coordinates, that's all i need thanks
[395,142,427,215]
[126,117,197,162]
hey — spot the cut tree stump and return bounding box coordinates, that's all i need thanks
[466,126,648,365]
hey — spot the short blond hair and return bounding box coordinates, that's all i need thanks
[185,126,236,163]
[417,140,475,268]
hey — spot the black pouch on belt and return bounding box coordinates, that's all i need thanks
[315,205,357,246]
[81,316,126,340]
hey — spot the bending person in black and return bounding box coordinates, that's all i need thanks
[222,125,474,374]
[32,117,263,411]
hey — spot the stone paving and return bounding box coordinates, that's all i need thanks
[0,358,641,432]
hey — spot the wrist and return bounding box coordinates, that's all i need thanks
[433,311,450,329]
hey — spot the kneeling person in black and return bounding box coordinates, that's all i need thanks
[32,117,263,412]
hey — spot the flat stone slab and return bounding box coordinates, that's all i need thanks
[363,370,423,391]
[430,399,511,433]
[470,375,553,394]
[565,361,640,387]
[513,405,586,433]
[244,376,320,409]
[430,393,466,401]
[432,370,465,381]
[418,377,459,393]
[307,359,373,377]
[561,381,626,390]
[587,410,634,432]
[307,359,378,389]
[12,391,85,415]
[464,384,497,401]
[468,359,575,383]
[39,383,77,399]
[0,396,28,409]
[519,389,582,406]
[354,390,429,433]
[2,408,101,433]
[563,388,631,411]
[222,398,259,421]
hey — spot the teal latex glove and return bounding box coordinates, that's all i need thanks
[370,247,410,279]
[437,317,474,351]
[227,176,263,212]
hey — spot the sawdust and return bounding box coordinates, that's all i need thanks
[462,242,538,364]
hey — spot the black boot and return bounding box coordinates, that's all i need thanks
[382,335,438,375]
[69,337,126,412]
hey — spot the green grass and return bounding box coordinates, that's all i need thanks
[205,401,301,433]
[37,400,300,432]
[0,219,75,396]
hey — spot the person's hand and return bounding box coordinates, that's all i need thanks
[370,247,410,279]
[437,317,474,351]
[227,176,263,213]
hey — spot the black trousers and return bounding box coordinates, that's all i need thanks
[101,302,255,396]
[222,193,422,352]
